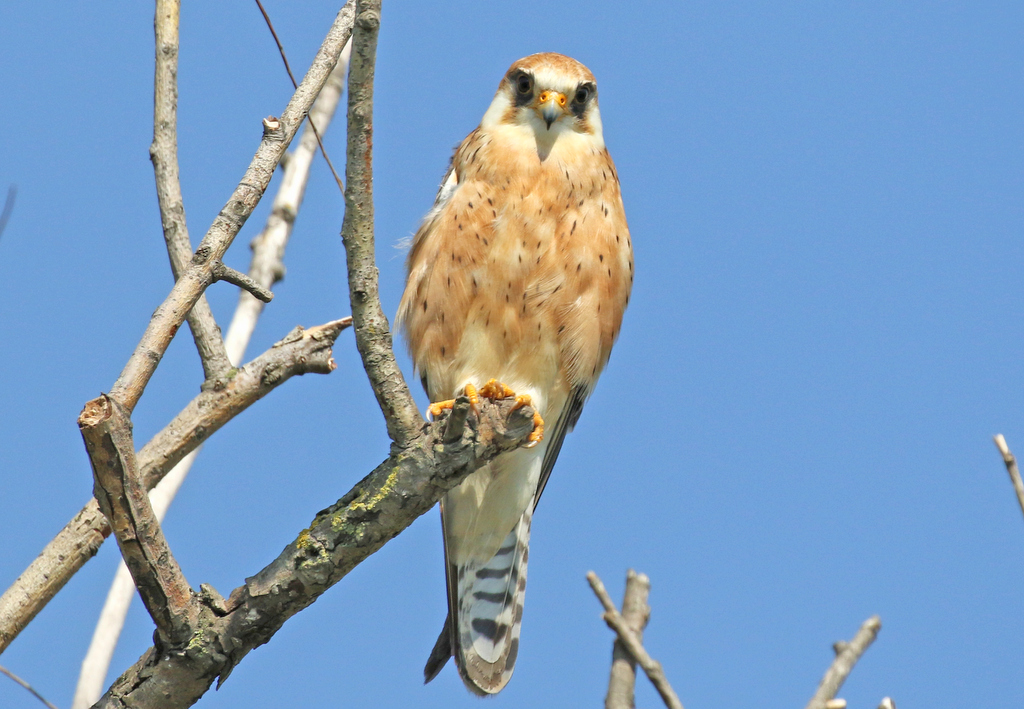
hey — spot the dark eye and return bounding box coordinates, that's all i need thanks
[516,73,533,95]
[574,85,591,105]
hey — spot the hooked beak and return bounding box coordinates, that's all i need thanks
[537,90,568,129]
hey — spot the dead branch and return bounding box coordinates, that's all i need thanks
[804,616,882,709]
[340,0,423,447]
[993,434,1024,522]
[80,395,197,645]
[588,571,684,709]
[605,570,651,709]
[0,318,350,654]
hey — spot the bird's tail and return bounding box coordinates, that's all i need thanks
[424,506,533,694]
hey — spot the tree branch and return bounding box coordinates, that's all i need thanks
[993,434,1024,522]
[605,570,651,709]
[93,396,537,708]
[224,43,351,365]
[107,1,356,414]
[804,616,882,709]
[80,395,197,645]
[211,260,274,303]
[255,0,347,195]
[588,571,684,709]
[341,0,422,447]
[0,663,59,709]
[0,185,16,242]
[151,0,233,381]
[0,318,350,654]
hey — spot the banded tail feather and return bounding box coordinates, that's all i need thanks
[424,505,533,694]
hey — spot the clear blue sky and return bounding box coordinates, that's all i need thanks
[2,1,1023,707]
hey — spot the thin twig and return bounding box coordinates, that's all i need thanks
[212,260,274,302]
[0,318,351,654]
[587,571,685,709]
[0,185,16,241]
[0,664,59,709]
[151,0,232,380]
[81,395,196,644]
[255,0,346,195]
[993,434,1024,522]
[804,616,882,709]
[341,0,423,447]
[606,570,651,709]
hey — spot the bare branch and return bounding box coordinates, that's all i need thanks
[341,0,422,447]
[151,0,232,381]
[588,571,684,709]
[72,451,193,709]
[212,260,274,302]
[225,43,351,364]
[0,318,350,653]
[606,570,651,709]
[804,616,882,709]
[108,1,356,414]
[93,396,538,708]
[254,0,346,194]
[0,664,59,709]
[80,395,197,644]
[993,434,1024,522]
[0,185,15,241]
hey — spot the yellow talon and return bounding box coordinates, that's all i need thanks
[479,378,515,400]
[427,398,456,419]
[432,380,544,447]
[510,394,544,446]
[427,383,481,419]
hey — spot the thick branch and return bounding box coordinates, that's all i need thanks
[151,0,232,381]
[0,318,350,654]
[588,571,684,709]
[993,434,1024,522]
[94,397,537,708]
[804,616,882,709]
[340,0,422,447]
[108,1,356,414]
[606,570,651,709]
[80,396,196,645]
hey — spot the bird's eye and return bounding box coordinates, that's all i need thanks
[516,73,533,95]
[574,85,591,105]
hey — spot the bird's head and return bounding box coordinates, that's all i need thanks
[481,53,604,148]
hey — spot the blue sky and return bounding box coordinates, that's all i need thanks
[2,1,1023,707]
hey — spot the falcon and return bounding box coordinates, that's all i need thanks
[397,52,633,694]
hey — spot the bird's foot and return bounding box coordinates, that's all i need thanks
[427,383,479,419]
[478,379,545,446]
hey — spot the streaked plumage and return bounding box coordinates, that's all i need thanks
[398,52,633,694]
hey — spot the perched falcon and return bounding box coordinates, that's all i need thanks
[397,52,633,694]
